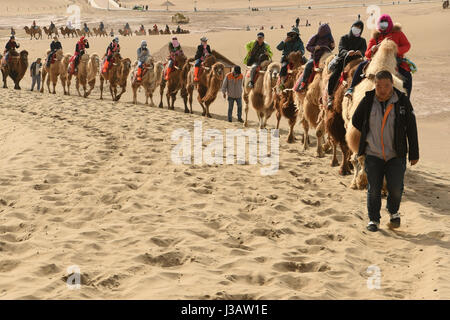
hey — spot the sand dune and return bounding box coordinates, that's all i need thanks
[0,0,449,299]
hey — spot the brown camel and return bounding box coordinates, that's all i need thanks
[273,51,304,143]
[243,59,280,128]
[67,53,90,97]
[118,29,132,37]
[24,26,42,40]
[84,54,100,98]
[59,27,77,38]
[93,28,107,37]
[294,51,334,156]
[134,29,147,36]
[131,58,164,106]
[41,49,65,94]
[1,49,28,90]
[185,55,225,117]
[342,38,406,189]
[159,53,188,110]
[324,56,363,175]
[99,53,132,101]
[43,26,58,39]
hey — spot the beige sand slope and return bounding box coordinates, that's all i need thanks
[0,1,449,299]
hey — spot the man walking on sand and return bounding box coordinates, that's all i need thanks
[30,58,42,91]
[351,70,419,232]
[222,66,244,123]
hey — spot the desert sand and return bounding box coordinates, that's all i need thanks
[0,0,448,299]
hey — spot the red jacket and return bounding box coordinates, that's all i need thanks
[365,23,411,71]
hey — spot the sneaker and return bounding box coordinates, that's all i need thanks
[388,213,401,229]
[344,87,354,98]
[366,221,380,232]
[238,118,244,123]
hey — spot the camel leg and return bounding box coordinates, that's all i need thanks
[355,156,368,190]
[40,70,47,93]
[132,85,138,104]
[159,81,165,108]
[243,94,249,127]
[52,76,57,94]
[276,111,281,129]
[315,121,325,158]
[115,86,126,101]
[99,78,104,99]
[109,84,115,101]
[170,92,177,110]
[188,86,194,114]
[75,78,81,97]
[339,142,352,176]
[301,118,309,150]
[181,87,189,113]
[331,140,339,167]
[67,76,71,96]
[287,116,296,143]
[61,77,67,95]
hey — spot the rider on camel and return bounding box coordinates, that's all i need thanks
[165,36,184,81]
[136,40,151,81]
[276,27,305,90]
[70,36,89,74]
[4,36,20,64]
[326,20,366,108]
[345,14,412,98]
[244,32,273,89]
[296,23,335,93]
[193,37,212,82]
[46,36,63,68]
[102,37,120,73]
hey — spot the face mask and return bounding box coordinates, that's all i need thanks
[351,26,361,37]
[379,21,389,31]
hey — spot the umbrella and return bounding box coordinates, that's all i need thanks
[161,1,175,11]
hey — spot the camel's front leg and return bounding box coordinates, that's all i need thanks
[243,94,249,127]
[40,70,47,93]
[75,77,81,97]
[331,140,339,167]
[159,81,165,108]
[301,118,309,150]
[115,85,126,101]
[132,85,138,104]
[287,116,296,143]
[99,78,104,99]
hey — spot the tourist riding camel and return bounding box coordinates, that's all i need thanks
[296,23,335,93]
[326,20,367,108]
[49,21,56,33]
[70,36,89,74]
[99,21,105,32]
[102,37,120,73]
[83,23,90,34]
[194,37,212,82]
[66,20,74,30]
[244,32,273,89]
[3,36,20,64]
[125,23,131,35]
[276,27,305,90]
[32,20,38,30]
[345,14,412,98]
[165,36,184,81]
[136,40,151,81]
[46,36,63,68]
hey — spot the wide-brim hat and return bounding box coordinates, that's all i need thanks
[200,36,208,42]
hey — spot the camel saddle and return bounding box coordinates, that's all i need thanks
[245,66,261,84]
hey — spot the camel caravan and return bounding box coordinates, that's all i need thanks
[2,14,418,194]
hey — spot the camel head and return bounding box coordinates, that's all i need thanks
[54,49,64,61]
[19,50,28,61]
[144,56,154,70]
[211,62,225,80]
[267,62,281,87]
[288,51,304,68]
[120,58,132,77]
[204,55,217,68]
[91,54,100,70]
[365,39,399,78]
[175,54,187,67]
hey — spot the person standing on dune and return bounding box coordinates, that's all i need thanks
[351,70,419,232]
